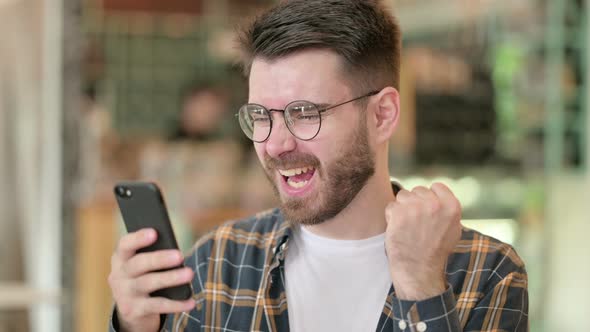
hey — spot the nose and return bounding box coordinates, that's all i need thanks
[265,113,297,158]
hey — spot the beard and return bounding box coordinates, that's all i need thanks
[262,116,375,225]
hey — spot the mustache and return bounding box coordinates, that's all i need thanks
[264,152,320,171]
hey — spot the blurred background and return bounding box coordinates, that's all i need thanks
[0,0,588,331]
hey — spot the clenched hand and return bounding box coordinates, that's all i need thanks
[385,183,462,301]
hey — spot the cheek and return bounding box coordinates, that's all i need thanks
[313,128,350,160]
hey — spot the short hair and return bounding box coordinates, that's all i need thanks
[237,0,402,96]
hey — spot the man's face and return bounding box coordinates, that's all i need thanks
[249,50,375,225]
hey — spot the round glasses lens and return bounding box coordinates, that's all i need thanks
[285,101,321,140]
[239,104,271,142]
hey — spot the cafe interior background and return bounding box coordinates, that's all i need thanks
[0,0,588,331]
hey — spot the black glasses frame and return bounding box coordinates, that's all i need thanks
[238,90,380,143]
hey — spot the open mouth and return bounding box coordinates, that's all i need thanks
[278,166,316,189]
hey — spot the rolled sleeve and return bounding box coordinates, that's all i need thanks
[391,285,461,332]
[108,306,167,332]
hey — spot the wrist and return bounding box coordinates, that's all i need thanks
[390,267,447,301]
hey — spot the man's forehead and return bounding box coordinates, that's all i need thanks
[248,51,350,102]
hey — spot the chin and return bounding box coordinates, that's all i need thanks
[281,207,326,226]
[280,191,321,225]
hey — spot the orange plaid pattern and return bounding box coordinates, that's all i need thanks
[110,208,528,332]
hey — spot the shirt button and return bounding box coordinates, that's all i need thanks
[416,322,427,332]
[398,320,407,330]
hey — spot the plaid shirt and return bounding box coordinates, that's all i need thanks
[110,202,528,332]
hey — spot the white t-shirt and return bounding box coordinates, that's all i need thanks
[284,225,393,332]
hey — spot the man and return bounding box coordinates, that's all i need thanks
[108,1,528,331]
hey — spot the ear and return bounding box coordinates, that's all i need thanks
[371,87,400,144]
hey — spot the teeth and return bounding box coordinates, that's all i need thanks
[279,167,313,177]
[279,168,297,177]
[287,179,309,189]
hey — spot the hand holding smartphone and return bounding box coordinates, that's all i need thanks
[113,181,194,301]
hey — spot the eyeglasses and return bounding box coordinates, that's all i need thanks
[237,90,379,142]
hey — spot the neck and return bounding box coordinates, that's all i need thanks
[303,167,395,240]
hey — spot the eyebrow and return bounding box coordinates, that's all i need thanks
[256,101,332,110]
[246,99,332,110]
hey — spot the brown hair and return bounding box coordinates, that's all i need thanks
[237,0,402,96]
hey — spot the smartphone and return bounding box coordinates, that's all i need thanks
[114,181,193,301]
